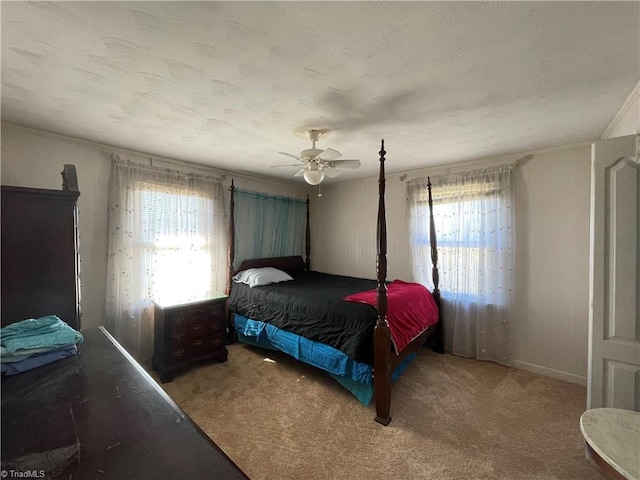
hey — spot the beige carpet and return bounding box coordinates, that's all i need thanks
[159,344,603,480]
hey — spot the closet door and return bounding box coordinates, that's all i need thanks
[588,134,639,411]
[1,186,81,330]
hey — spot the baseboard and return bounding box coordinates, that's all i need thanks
[511,360,587,386]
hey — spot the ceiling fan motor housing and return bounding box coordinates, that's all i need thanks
[301,147,324,159]
[306,129,324,142]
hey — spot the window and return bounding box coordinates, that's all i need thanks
[407,166,514,363]
[411,179,505,301]
[133,184,216,306]
[105,156,227,360]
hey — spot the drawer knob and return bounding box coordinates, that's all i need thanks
[193,339,203,346]
[174,349,185,358]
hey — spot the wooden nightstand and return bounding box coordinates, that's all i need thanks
[152,295,228,383]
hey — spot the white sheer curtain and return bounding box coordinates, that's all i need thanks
[407,166,515,365]
[105,155,227,363]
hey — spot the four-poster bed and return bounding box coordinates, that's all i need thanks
[226,141,444,425]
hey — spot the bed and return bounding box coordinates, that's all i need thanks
[226,141,444,425]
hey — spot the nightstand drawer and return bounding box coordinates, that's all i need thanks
[186,315,208,339]
[210,333,226,351]
[209,319,225,335]
[170,310,209,337]
[209,303,225,318]
[170,336,210,362]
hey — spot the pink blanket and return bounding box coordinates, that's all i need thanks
[344,280,439,354]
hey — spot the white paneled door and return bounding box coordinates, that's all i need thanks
[588,134,640,411]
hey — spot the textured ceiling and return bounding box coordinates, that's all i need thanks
[2,1,639,184]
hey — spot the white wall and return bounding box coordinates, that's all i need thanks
[1,124,308,329]
[310,144,592,384]
[512,146,591,383]
[309,176,413,282]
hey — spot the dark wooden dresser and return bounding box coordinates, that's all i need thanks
[1,327,249,480]
[152,296,228,383]
[1,165,81,329]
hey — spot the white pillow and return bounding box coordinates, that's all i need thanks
[232,267,293,288]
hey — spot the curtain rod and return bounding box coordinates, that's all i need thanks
[112,153,224,183]
[234,187,307,204]
[401,155,527,183]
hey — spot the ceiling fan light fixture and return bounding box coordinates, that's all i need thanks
[272,129,360,186]
[303,169,324,185]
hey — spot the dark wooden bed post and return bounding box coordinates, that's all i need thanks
[374,140,392,426]
[225,180,236,342]
[305,194,311,271]
[427,177,445,354]
[226,179,236,295]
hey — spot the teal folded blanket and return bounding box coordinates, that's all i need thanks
[0,315,83,356]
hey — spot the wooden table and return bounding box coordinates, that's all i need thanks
[580,408,640,480]
[1,326,249,480]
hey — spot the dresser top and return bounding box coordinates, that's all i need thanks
[153,294,227,310]
[580,408,640,480]
[1,326,247,480]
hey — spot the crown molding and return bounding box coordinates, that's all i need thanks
[601,80,640,139]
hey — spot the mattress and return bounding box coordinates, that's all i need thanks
[228,271,380,364]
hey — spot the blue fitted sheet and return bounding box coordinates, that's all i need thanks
[234,314,416,405]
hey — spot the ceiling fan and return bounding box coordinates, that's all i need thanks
[270,129,361,185]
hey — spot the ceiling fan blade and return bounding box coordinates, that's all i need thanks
[278,152,302,161]
[323,168,341,178]
[318,148,342,161]
[329,159,361,169]
[269,164,303,168]
[294,169,306,177]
